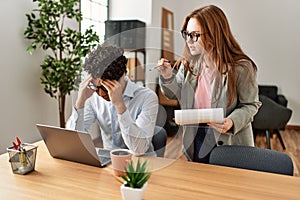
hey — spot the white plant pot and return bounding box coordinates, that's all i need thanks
[120,182,148,200]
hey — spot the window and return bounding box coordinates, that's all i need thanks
[81,0,108,43]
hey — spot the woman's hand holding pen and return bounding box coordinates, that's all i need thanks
[156,58,174,79]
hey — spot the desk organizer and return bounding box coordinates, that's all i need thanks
[7,143,38,175]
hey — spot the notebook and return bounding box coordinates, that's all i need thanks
[36,124,111,167]
[174,108,224,125]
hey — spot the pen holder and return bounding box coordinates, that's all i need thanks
[7,143,38,175]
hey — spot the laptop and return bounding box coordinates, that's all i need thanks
[36,124,111,167]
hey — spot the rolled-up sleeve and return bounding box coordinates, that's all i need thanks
[66,98,96,132]
[66,106,84,130]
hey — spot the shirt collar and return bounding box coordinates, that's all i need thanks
[123,76,139,98]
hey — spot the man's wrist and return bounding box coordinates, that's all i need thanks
[75,102,84,110]
[115,103,126,115]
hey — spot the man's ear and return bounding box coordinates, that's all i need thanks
[119,73,127,86]
[119,73,126,82]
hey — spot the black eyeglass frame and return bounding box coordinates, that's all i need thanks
[88,82,108,93]
[181,30,205,42]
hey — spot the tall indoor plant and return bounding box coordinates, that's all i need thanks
[24,0,99,127]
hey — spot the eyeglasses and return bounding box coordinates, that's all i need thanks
[181,30,205,42]
[88,82,108,93]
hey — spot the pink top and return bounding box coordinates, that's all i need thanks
[194,66,212,109]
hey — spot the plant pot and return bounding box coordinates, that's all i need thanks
[120,182,148,200]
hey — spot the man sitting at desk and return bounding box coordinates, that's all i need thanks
[67,45,158,156]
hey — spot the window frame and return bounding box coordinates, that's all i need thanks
[80,0,109,43]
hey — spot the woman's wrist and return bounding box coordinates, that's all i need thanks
[160,74,174,82]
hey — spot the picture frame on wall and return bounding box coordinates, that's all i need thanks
[161,7,174,62]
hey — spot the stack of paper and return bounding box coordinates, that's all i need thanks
[174,108,224,125]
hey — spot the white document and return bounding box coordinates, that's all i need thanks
[174,108,224,125]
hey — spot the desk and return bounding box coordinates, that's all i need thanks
[1,141,300,200]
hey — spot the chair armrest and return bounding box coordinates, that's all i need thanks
[252,95,292,130]
[277,94,288,107]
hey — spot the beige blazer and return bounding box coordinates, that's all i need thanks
[159,60,262,161]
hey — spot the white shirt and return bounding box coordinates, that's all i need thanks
[66,77,158,156]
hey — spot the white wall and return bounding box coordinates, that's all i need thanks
[1,0,299,153]
[110,0,300,126]
[194,0,300,126]
[109,0,152,23]
[0,0,73,154]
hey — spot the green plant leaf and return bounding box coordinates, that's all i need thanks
[136,173,150,188]
[23,0,99,127]
[121,158,151,189]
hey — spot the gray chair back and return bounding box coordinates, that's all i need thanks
[253,95,292,130]
[209,145,294,176]
[152,104,168,157]
[252,95,292,150]
[152,126,167,157]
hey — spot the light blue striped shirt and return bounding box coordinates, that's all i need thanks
[66,77,158,156]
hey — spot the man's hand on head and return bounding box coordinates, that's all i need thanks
[102,74,127,114]
[75,75,94,109]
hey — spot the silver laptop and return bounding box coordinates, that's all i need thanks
[36,124,111,167]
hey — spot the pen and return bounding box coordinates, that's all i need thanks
[16,137,22,149]
[20,149,26,167]
[12,142,18,150]
[149,60,171,71]
[13,137,26,167]
[148,66,159,71]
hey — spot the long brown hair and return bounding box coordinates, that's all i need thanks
[175,5,257,107]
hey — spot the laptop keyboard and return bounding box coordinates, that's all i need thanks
[96,148,111,166]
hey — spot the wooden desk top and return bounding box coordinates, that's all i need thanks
[1,141,300,200]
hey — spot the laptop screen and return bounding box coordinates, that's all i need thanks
[36,124,110,167]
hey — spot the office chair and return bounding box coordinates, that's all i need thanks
[151,104,168,157]
[252,95,292,150]
[258,85,288,107]
[152,126,167,157]
[209,145,294,176]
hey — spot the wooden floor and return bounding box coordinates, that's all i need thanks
[164,126,300,176]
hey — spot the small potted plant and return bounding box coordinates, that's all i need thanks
[120,158,151,200]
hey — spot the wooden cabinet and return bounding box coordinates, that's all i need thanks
[125,50,145,85]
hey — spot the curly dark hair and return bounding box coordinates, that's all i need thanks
[83,45,127,80]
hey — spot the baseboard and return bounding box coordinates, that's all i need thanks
[286,125,300,130]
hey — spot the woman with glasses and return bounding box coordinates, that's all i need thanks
[157,5,261,163]
[67,45,159,156]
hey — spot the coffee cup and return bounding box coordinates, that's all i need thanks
[110,149,132,176]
